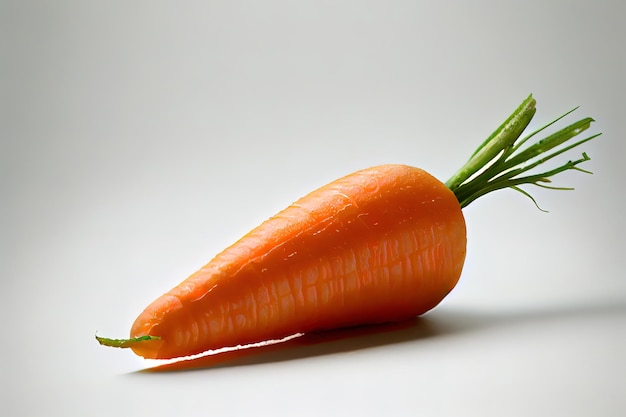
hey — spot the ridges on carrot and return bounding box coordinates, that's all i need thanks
[96,94,600,360]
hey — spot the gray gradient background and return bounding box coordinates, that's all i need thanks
[3,1,625,416]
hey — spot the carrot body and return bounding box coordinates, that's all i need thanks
[129,164,466,359]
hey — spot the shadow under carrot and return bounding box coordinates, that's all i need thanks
[136,300,626,373]
[137,316,437,373]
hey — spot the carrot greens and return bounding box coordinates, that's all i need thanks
[446,94,600,209]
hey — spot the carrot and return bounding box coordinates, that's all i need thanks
[97,95,600,360]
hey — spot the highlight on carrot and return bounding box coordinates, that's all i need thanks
[96,94,601,360]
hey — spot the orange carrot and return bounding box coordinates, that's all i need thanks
[97,95,600,360]
[121,165,465,359]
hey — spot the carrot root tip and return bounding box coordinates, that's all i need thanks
[95,334,161,349]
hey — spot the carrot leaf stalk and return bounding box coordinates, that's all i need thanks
[95,334,160,348]
[446,94,601,209]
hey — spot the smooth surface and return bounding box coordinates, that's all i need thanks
[3,1,625,416]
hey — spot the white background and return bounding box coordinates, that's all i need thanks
[3,1,625,416]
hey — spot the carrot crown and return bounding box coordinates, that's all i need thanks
[446,94,600,210]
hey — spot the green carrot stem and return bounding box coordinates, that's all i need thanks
[446,94,600,208]
[446,95,536,191]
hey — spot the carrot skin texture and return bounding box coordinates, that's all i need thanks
[130,164,467,359]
